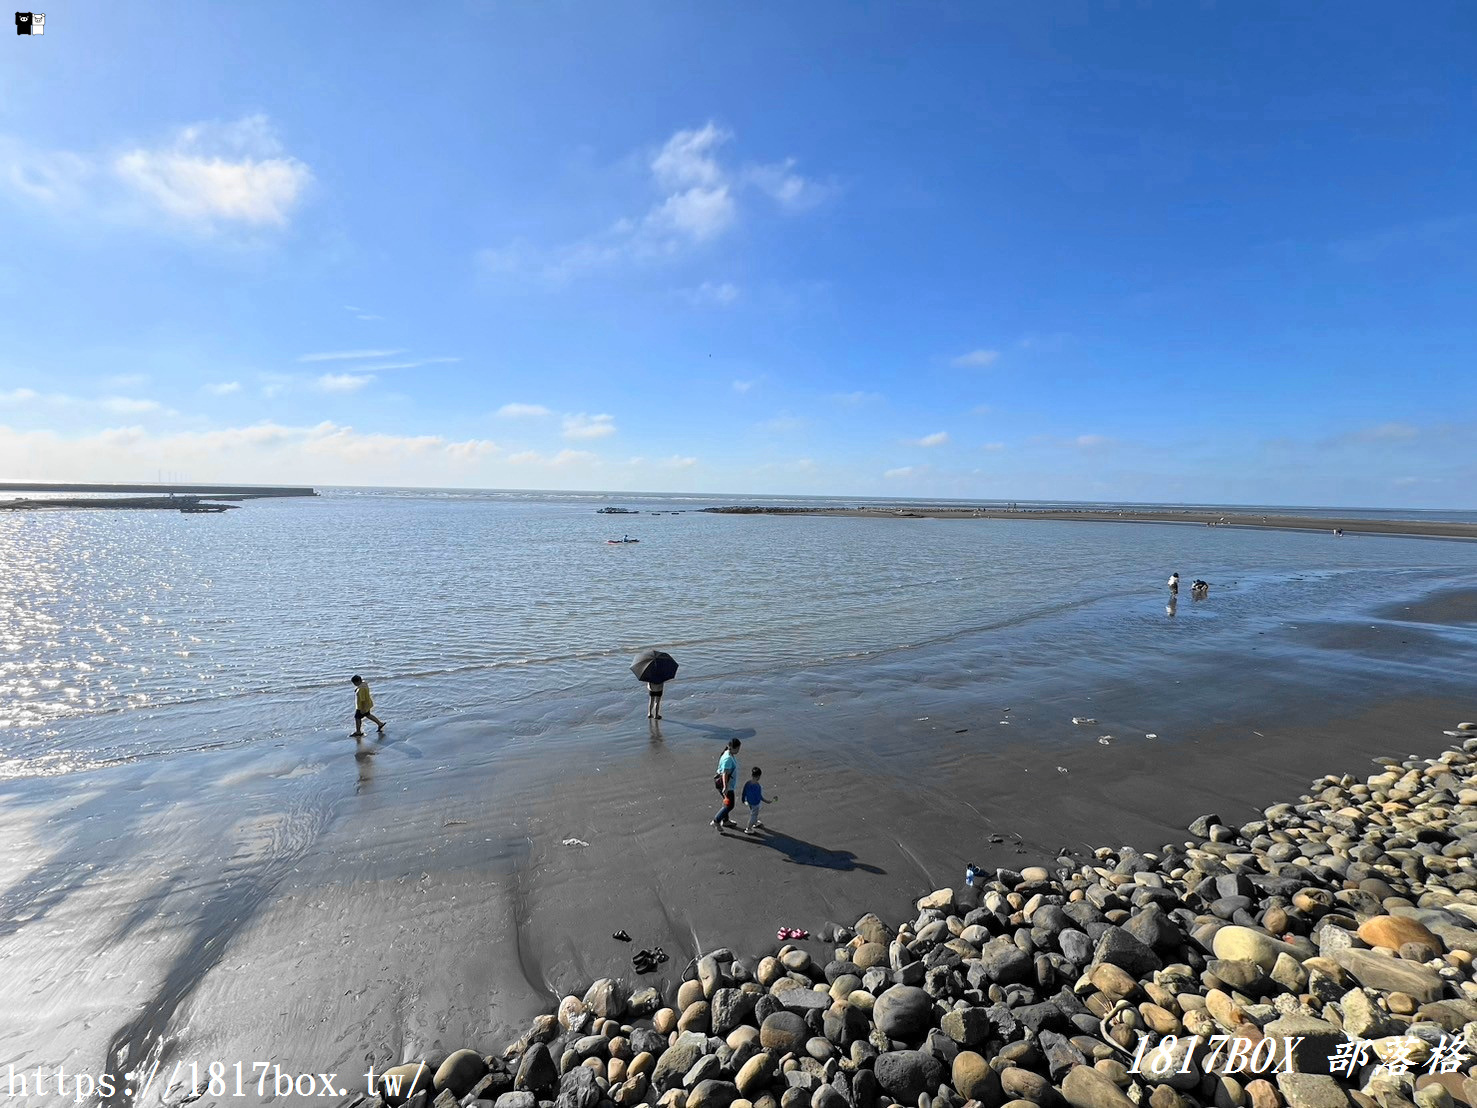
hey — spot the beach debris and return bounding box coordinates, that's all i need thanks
[916,717,929,721]
[1097,736,1111,745]
[560,837,589,848]
[954,728,968,733]
[612,930,631,942]
[1145,733,1157,739]
[1071,717,1097,725]
[998,720,1010,725]
[1460,721,1477,730]
[443,819,468,827]
[1056,765,1068,773]
[776,926,809,940]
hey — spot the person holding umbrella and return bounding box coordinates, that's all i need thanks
[631,648,678,719]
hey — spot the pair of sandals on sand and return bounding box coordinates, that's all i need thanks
[776,927,809,941]
[612,931,669,973]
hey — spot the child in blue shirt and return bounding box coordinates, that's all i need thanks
[740,767,775,834]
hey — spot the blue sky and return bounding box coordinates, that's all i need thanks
[1,2,1474,505]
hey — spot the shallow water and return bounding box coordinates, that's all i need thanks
[3,489,1477,775]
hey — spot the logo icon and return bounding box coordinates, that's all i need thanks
[15,11,43,34]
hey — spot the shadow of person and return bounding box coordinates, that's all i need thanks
[354,746,377,794]
[730,829,886,873]
[1166,595,1177,618]
[666,720,758,743]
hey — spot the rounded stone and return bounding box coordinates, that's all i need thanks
[654,1008,677,1035]
[873,1050,945,1103]
[678,980,707,1010]
[805,1037,834,1061]
[760,1012,809,1056]
[781,950,813,973]
[434,1050,488,1099]
[678,1001,711,1034]
[1000,1067,1051,1104]
[1358,916,1441,952]
[735,1053,777,1099]
[951,1051,999,1102]
[1211,926,1295,971]
[852,942,889,970]
[381,1064,434,1105]
[872,985,934,1041]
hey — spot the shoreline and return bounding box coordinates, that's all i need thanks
[4,580,1477,1105]
[701,507,1477,541]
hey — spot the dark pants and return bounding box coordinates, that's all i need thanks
[713,790,735,825]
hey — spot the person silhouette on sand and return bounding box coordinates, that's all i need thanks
[350,675,386,739]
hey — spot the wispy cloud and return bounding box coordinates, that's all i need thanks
[884,465,921,479]
[683,281,741,306]
[508,448,599,467]
[112,116,312,231]
[1074,434,1114,449]
[479,122,828,282]
[982,442,1006,452]
[316,373,374,394]
[562,413,617,440]
[355,357,460,372]
[100,396,164,415]
[951,349,1000,368]
[497,403,553,418]
[3,116,312,235]
[1328,422,1421,445]
[204,381,242,396]
[732,380,755,394]
[344,305,382,321]
[0,421,504,485]
[908,431,950,447]
[760,411,804,433]
[298,348,405,363]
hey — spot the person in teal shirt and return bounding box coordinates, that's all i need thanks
[712,738,741,832]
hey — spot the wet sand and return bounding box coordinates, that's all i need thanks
[2,591,1476,1105]
[706,505,1477,541]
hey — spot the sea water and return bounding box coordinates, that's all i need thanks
[2,488,1477,777]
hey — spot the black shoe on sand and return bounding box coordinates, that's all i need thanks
[613,930,631,942]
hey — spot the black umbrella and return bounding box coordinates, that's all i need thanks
[631,649,678,683]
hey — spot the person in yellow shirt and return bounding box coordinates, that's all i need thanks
[350,674,386,738]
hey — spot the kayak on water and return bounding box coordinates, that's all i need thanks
[606,537,640,544]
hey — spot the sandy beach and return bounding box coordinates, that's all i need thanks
[703,508,1477,542]
[4,581,1476,1104]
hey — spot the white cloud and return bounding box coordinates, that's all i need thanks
[884,466,919,479]
[317,373,374,394]
[732,380,755,394]
[909,431,950,447]
[100,396,164,415]
[1,388,40,404]
[355,357,460,372]
[982,442,1005,452]
[204,381,242,396]
[562,412,616,440]
[952,349,1000,368]
[662,455,698,469]
[498,403,553,418]
[298,348,405,363]
[684,281,741,306]
[112,116,311,230]
[479,122,827,281]
[744,159,835,211]
[344,305,382,321]
[0,421,506,486]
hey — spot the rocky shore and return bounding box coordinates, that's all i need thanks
[357,725,1477,1108]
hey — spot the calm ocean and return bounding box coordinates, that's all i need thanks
[3,488,1477,776]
